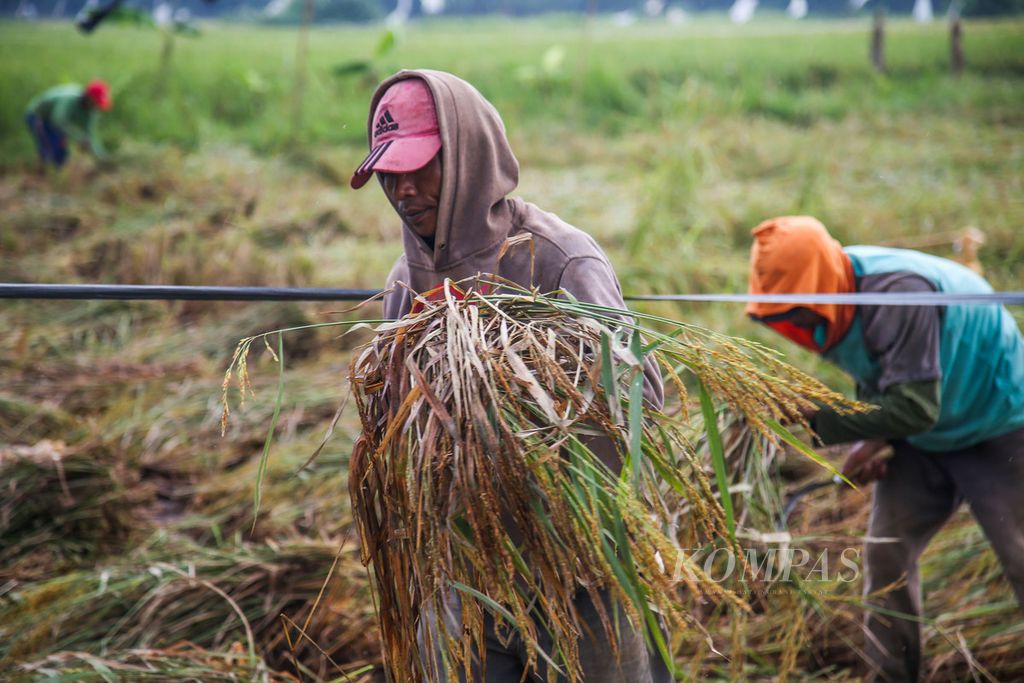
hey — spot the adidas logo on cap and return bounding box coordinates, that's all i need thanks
[374,110,399,138]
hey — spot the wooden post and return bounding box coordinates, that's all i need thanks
[871,8,886,73]
[954,227,985,274]
[950,15,965,76]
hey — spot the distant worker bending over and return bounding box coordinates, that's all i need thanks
[746,216,1024,683]
[25,80,112,169]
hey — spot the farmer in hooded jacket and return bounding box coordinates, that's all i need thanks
[25,79,112,169]
[350,70,669,682]
[746,216,1024,682]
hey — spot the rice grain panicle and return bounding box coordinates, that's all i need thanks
[344,277,859,682]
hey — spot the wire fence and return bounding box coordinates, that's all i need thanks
[2,283,1023,306]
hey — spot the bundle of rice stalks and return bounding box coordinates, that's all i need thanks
[0,536,379,682]
[702,416,789,533]
[14,644,300,683]
[326,280,859,682]
[0,439,155,583]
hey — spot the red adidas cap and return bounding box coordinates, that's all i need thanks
[350,78,441,190]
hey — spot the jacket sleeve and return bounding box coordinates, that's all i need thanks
[861,275,942,391]
[84,110,106,158]
[52,98,106,158]
[51,98,88,141]
[814,274,943,444]
[558,256,664,410]
[813,379,941,444]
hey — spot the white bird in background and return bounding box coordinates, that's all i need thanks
[644,0,666,16]
[787,0,808,18]
[730,0,758,24]
[913,0,934,21]
[612,10,638,26]
[387,0,413,25]
[665,6,687,24]
[848,0,870,10]
[153,1,173,25]
[15,0,39,17]
[421,0,445,15]
[263,0,292,17]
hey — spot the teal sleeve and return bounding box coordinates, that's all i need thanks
[50,98,88,140]
[85,111,106,158]
[52,98,105,158]
[813,379,941,445]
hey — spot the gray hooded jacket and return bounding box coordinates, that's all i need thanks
[367,69,663,408]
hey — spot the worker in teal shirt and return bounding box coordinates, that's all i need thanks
[747,216,1024,683]
[25,80,112,168]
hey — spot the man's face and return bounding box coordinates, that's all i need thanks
[380,152,442,240]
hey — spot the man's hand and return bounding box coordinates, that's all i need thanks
[781,402,818,426]
[841,439,890,485]
[798,403,819,421]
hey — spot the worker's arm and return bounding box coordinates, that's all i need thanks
[815,273,942,445]
[53,97,106,159]
[813,379,940,444]
[83,109,107,159]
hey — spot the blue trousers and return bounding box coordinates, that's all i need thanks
[26,113,69,167]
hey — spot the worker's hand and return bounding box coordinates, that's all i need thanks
[840,439,890,485]
[798,403,819,421]
[780,402,818,426]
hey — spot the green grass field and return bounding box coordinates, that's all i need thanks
[2,16,1023,155]
[2,14,1023,682]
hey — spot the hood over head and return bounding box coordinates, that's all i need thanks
[746,216,856,351]
[361,69,520,290]
[350,78,442,189]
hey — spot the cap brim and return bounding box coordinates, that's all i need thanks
[349,135,441,190]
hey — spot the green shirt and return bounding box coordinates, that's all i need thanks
[26,84,106,158]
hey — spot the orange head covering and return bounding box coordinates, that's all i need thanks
[746,216,856,352]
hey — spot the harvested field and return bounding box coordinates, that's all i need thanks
[2,14,1022,682]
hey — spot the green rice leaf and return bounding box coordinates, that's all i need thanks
[628,329,645,484]
[600,330,617,421]
[252,332,285,532]
[699,378,735,544]
[764,417,854,489]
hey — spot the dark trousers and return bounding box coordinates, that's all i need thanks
[419,588,674,683]
[26,113,69,167]
[863,428,1024,682]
